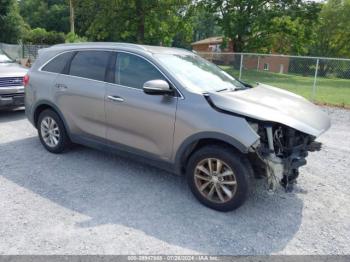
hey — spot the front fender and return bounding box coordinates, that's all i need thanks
[174,131,255,175]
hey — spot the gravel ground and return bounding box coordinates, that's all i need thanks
[0,107,349,255]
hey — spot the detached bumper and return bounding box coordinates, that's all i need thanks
[0,93,25,108]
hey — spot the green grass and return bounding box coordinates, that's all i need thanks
[220,66,350,107]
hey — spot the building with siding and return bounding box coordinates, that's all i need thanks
[191,37,289,74]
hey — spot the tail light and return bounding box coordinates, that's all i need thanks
[23,74,29,87]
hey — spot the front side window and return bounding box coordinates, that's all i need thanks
[42,52,75,73]
[69,51,110,81]
[116,52,166,89]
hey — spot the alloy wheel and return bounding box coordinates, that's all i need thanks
[40,116,60,147]
[194,158,237,203]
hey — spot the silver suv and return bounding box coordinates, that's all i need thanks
[25,43,331,211]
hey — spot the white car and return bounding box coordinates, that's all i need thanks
[0,51,28,109]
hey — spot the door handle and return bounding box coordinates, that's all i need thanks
[55,83,68,89]
[107,95,124,102]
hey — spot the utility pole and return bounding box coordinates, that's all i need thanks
[69,0,75,33]
[312,58,319,101]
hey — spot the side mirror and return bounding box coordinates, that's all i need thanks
[143,79,172,95]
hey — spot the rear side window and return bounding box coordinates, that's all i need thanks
[69,51,110,81]
[116,52,166,89]
[41,52,74,73]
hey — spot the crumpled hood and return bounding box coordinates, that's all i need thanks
[207,83,331,137]
[0,63,28,77]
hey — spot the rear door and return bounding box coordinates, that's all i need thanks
[54,50,111,139]
[105,52,178,160]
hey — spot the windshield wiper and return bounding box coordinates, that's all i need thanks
[233,87,248,91]
[216,88,228,92]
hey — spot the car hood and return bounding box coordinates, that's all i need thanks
[0,63,28,77]
[207,83,331,137]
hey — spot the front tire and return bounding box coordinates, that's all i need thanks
[37,109,70,153]
[186,145,250,212]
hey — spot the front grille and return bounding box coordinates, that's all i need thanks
[0,93,24,106]
[0,93,24,98]
[0,77,23,87]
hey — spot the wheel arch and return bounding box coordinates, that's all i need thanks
[174,132,250,175]
[33,100,71,136]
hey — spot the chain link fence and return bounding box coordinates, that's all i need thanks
[1,43,349,107]
[198,52,350,107]
[0,43,23,60]
[0,43,49,62]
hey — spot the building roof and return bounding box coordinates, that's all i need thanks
[191,36,223,46]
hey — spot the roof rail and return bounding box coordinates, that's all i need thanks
[50,42,148,51]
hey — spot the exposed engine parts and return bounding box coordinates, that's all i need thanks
[249,122,319,192]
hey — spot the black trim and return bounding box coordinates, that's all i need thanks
[204,94,250,120]
[70,134,176,174]
[62,51,77,75]
[105,52,117,83]
[237,79,253,88]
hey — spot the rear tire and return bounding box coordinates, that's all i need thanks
[186,145,250,212]
[37,109,70,153]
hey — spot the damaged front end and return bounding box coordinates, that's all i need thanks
[204,83,331,192]
[249,122,321,192]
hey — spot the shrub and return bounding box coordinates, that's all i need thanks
[65,32,87,43]
[23,28,65,45]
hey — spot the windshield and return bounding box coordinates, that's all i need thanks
[154,53,245,92]
[0,54,14,63]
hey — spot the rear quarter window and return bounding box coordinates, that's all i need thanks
[41,52,75,73]
[69,51,110,81]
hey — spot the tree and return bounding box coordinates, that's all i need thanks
[311,0,350,58]
[69,0,75,33]
[307,0,350,77]
[19,0,70,33]
[0,0,26,43]
[204,0,320,53]
[191,3,222,42]
[65,32,87,43]
[74,0,193,46]
[266,1,321,55]
[23,28,65,44]
[203,0,275,52]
